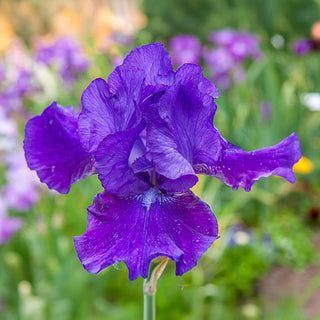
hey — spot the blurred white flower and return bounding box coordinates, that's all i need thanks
[300,92,320,111]
[271,34,285,49]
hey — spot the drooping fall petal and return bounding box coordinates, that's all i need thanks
[74,188,219,281]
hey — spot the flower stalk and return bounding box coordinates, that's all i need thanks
[143,257,169,320]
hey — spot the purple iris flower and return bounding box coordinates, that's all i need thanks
[24,43,301,280]
[292,39,314,55]
[35,36,90,88]
[169,35,202,66]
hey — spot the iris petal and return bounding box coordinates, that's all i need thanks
[174,63,219,99]
[122,43,174,86]
[95,126,151,197]
[194,132,302,191]
[145,85,217,191]
[74,188,219,281]
[79,66,145,153]
[24,102,95,194]
[146,84,301,192]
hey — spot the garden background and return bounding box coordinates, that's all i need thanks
[0,0,320,319]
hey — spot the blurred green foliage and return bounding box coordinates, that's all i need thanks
[141,0,320,41]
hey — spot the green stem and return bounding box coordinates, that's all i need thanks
[143,257,169,320]
[143,279,155,320]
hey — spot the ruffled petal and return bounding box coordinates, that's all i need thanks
[194,133,302,191]
[174,63,219,99]
[122,43,174,86]
[24,102,95,194]
[145,112,198,191]
[79,66,145,152]
[95,126,151,196]
[145,85,217,191]
[145,84,301,192]
[74,188,219,281]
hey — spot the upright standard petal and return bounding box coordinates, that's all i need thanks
[145,85,218,192]
[121,43,174,86]
[79,66,145,153]
[24,102,95,194]
[74,188,219,281]
[174,63,219,100]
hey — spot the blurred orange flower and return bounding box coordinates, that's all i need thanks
[311,21,320,41]
[51,7,83,38]
[93,0,147,51]
[0,15,15,53]
[93,7,117,49]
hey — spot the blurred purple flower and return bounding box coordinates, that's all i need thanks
[0,63,5,82]
[111,32,134,47]
[233,67,247,83]
[205,29,262,89]
[0,69,39,113]
[209,29,262,61]
[0,41,43,246]
[169,35,202,65]
[261,101,272,122]
[208,29,235,46]
[35,36,90,88]
[0,216,23,245]
[0,201,23,245]
[203,47,235,90]
[292,39,313,55]
[24,43,301,280]
[111,55,124,68]
[0,112,42,212]
[3,152,41,212]
[0,41,41,113]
